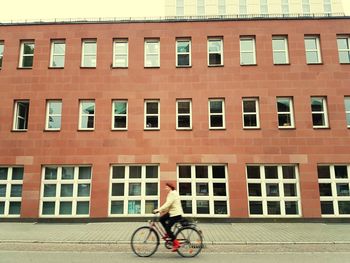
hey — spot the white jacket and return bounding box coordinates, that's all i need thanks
[158,190,183,217]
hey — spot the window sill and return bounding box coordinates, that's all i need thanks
[48,67,64,69]
[240,64,257,66]
[111,128,128,131]
[11,129,27,132]
[306,63,323,65]
[144,66,160,69]
[176,65,192,68]
[278,127,296,130]
[274,63,291,66]
[339,63,350,65]
[111,66,128,69]
[176,128,192,131]
[80,66,96,69]
[243,127,261,130]
[144,128,160,131]
[313,126,330,129]
[17,67,33,70]
[77,129,95,131]
[209,128,226,130]
[208,64,224,67]
[44,129,61,132]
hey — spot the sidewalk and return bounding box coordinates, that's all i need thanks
[1,222,350,245]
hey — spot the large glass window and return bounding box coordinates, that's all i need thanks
[247,165,301,217]
[19,41,35,68]
[323,0,332,13]
[113,40,128,68]
[176,39,191,67]
[40,166,91,217]
[311,97,329,128]
[110,165,159,216]
[13,100,29,131]
[208,38,223,66]
[197,0,205,15]
[46,100,62,130]
[318,165,350,217]
[0,167,24,217]
[260,0,268,14]
[178,165,229,217]
[345,97,350,128]
[272,36,289,65]
[208,99,225,129]
[0,41,4,68]
[79,100,95,130]
[337,36,350,64]
[144,100,160,130]
[281,0,289,14]
[50,40,65,68]
[112,100,128,130]
[302,0,310,14]
[277,97,294,128]
[176,0,184,16]
[218,0,226,15]
[242,98,260,129]
[144,40,160,67]
[240,37,256,65]
[239,0,247,14]
[304,36,322,64]
[81,40,97,67]
[176,99,192,130]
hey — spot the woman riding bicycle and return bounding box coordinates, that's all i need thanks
[153,182,183,252]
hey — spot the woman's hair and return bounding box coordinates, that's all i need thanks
[166,182,175,190]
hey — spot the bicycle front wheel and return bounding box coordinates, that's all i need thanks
[130,226,159,257]
[175,226,203,258]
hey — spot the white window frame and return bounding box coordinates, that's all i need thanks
[336,35,350,64]
[79,100,95,130]
[178,164,230,217]
[208,99,225,130]
[345,97,350,128]
[260,0,268,14]
[144,39,160,68]
[45,100,62,131]
[13,100,29,131]
[218,0,226,15]
[281,0,289,14]
[176,39,191,67]
[0,41,4,68]
[277,97,295,129]
[207,38,223,66]
[40,166,92,218]
[176,99,192,130]
[109,165,159,217]
[0,167,24,218]
[239,0,247,14]
[197,0,205,15]
[272,36,289,65]
[50,40,65,68]
[242,98,260,129]
[246,165,302,218]
[318,164,350,217]
[311,97,329,128]
[112,100,128,130]
[19,41,35,68]
[302,0,310,14]
[144,100,160,130]
[304,36,322,64]
[240,37,256,65]
[113,39,128,68]
[81,40,97,68]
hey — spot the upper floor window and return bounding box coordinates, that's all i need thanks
[260,0,268,14]
[112,100,128,130]
[242,98,260,129]
[0,41,4,68]
[218,0,226,15]
[197,0,205,15]
[50,40,65,68]
[19,41,35,68]
[277,97,295,129]
[81,40,97,68]
[281,0,289,14]
[302,0,310,14]
[208,99,225,129]
[144,40,160,68]
[46,100,62,131]
[304,36,322,64]
[240,37,256,65]
[272,36,289,65]
[176,39,191,67]
[144,100,160,130]
[239,0,247,14]
[176,99,192,130]
[79,100,95,130]
[13,100,29,131]
[113,39,128,68]
[323,0,332,13]
[344,97,350,128]
[337,35,350,64]
[208,38,223,66]
[176,0,184,16]
[311,97,329,128]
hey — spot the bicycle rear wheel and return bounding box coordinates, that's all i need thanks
[130,226,159,257]
[175,226,203,257]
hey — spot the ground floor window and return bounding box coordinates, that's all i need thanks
[40,166,91,217]
[318,164,350,217]
[177,164,229,217]
[246,164,301,217]
[0,167,24,217]
[109,164,159,216]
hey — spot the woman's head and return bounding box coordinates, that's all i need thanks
[165,182,175,191]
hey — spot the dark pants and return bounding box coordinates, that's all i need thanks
[159,213,182,241]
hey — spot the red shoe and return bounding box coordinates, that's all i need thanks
[172,239,180,252]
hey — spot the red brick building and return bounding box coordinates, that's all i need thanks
[0,16,349,220]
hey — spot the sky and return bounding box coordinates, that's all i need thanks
[0,0,349,21]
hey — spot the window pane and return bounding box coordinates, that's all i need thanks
[60,184,73,197]
[112,183,124,196]
[59,201,72,215]
[336,183,350,196]
[146,102,158,114]
[273,52,287,64]
[248,183,261,196]
[312,113,325,127]
[196,183,208,196]
[244,115,257,127]
[243,101,256,112]
[0,168,8,180]
[339,51,350,63]
[146,166,158,178]
[181,200,192,214]
[317,166,330,179]
[178,54,190,66]
[145,200,158,214]
[179,183,192,195]
[278,114,292,127]
[321,201,334,214]
[306,51,319,63]
[196,200,209,214]
[265,166,278,179]
[53,43,65,54]
[44,184,56,197]
[0,202,4,214]
[247,166,260,179]
[52,56,64,67]
[9,202,21,215]
[277,99,290,112]
[240,39,253,51]
[84,42,96,53]
[22,56,33,67]
[111,201,124,214]
[23,43,34,54]
[178,116,190,128]
[283,166,295,179]
[338,201,350,214]
[115,42,127,53]
[266,183,279,196]
[83,55,96,67]
[128,200,141,214]
[62,167,74,180]
[212,166,225,178]
[177,41,189,52]
[77,201,89,215]
[335,166,348,179]
[12,167,24,180]
[129,166,141,178]
[210,115,223,127]
[0,185,6,197]
[81,102,95,114]
[129,183,141,196]
[305,38,317,50]
[208,41,221,52]
[209,54,221,65]
[112,166,125,179]
[146,183,158,195]
[45,167,57,180]
[114,116,127,128]
[213,183,226,196]
[337,38,349,50]
[78,184,90,197]
[146,116,158,128]
[48,116,61,129]
[210,101,223,113]
[178,101,190,114]
[214,201,227,214]
[285,201,298,215]
[79,167,91,179]
[179,166,191,178]
[273,39,285,50]
[195,166,208,178]
[249,201,262,215]
[241,53,255,64]
[267,201,281,215]
[42,202,55,215]
[319,183,332,196]
[81,116,94,128]
[284,184,296,196]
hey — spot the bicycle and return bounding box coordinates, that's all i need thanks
[130,214,203,257]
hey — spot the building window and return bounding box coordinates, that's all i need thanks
[242,98,260,129]
[176,99,192,130]
[46,100,62,131]
[246,165,301,217]
[281,0,289,14]
[144,40,160,68]
[110,165,159,216]
[302,0,310,14]
[218,0,226,15]
[311,97,329,128]
[144,100,160,130]
[208,38,223,66]
[0,167,24,217]
[197,0,205,15]
[323,0,332,13]
[112,100,128,130]
[79,100,95,130]
[178,164,229,217]
[0,41,4,68]
[13,100,29,131]
[304,36,322,64]
[208,99,225,129]
[318,165,350,217]
[260,0,268,14]
[81,40,97,68]
[176,39,191,67]
[176,0,184,16]
[113,39,128,68]
[240,37,256,65]
[277,97,295,129]
[336,35,350,64]
[19,41,35,68]
[272,36,289,64]
[345,97,350,128]
[239,0,247,14]
[40,166,91,217]
[50,40,65,68]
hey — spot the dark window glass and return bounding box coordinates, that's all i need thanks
[247,166,260,179]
